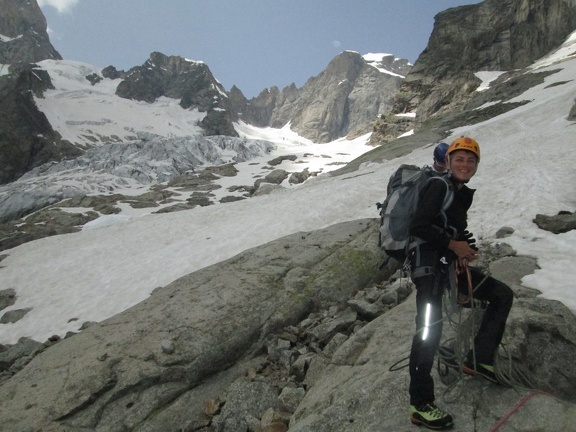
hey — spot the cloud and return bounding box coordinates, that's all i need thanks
[37,0,79,14]
[332,40,342,48]
[45,26,62,40]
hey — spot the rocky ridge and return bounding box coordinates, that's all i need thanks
[0,0,61,64]
[370,0,576,144]
[233,52,411,143]
[0,0,80,185]
[111,52,239,137]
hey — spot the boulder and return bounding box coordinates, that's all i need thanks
[533,211,576,234]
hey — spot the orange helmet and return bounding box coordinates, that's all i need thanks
[447,136,480,161]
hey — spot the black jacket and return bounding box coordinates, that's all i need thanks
[410,175,475,251]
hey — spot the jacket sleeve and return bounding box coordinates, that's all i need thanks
[409,178,451,250]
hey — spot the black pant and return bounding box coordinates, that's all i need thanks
[408,250,513,407]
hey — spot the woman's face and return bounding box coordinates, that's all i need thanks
[448,150,478,183]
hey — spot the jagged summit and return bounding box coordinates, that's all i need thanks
[232,50,410,143]
[362,52,412,77]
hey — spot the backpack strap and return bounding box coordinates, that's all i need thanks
[427,175,454,211]
[408,176,455,274]
[427,176,454,236]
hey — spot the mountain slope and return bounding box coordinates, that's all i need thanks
[399,0,576,124]
[34,60,209,147]
[1,33,575,344]
[0,56,376,224]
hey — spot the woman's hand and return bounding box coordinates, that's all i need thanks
[448,239,479,262]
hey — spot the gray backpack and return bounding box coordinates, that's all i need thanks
[377,164,453,263]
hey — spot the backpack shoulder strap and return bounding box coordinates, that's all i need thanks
[426,175,454,210]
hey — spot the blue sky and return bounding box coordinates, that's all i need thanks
[38,0,482,98]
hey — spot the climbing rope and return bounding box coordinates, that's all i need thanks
[454,258,475,306]
[389,258,540,394]
[438,259,537,392]
[488,390,554,432]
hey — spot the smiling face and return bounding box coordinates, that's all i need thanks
[447,150,478,183]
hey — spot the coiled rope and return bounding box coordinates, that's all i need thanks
[438,259,535,390]
[388,258,560,428]
[389,259,537,392]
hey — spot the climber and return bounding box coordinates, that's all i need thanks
[431,142,449,173]
[407,136,514,430]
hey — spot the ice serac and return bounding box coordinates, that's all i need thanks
[0,134,275,223]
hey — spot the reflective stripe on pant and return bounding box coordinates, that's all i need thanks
[409,250,446,407]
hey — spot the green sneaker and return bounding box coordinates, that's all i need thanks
[462,361,498,384]
[410,403,454,430]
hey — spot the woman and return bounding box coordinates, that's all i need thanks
[407,137,514,430]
